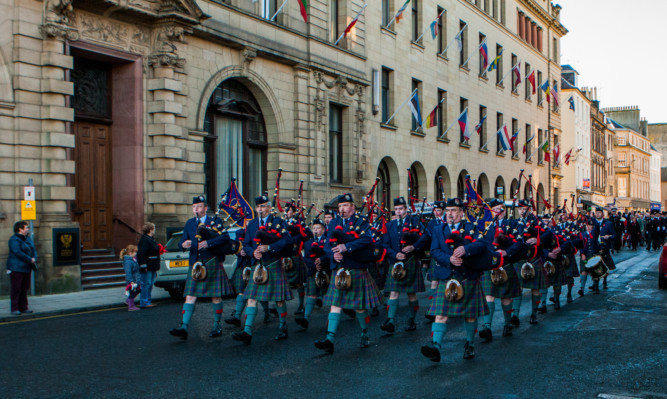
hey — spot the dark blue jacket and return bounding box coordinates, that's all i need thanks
[303,235,329,276]
[382,215,426,263]
[482,218,514,245]
[242,214,293,265]
[324,213,373,270]
[582,230,599,256]
[7,233,36,273]
[593,218,616,250]
[430,221,488,281]
[179,215,230,264]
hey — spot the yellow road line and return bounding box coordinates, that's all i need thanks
[0,306,125,325]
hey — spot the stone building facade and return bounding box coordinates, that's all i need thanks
[0,0,566,294]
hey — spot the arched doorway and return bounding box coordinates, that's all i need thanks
[457,170,469,199]
[409,161,427,204]
[537,183,546,213]
[494,176,505,200]
[203,78,267,207]
[434,166,451,200]
[477,173,490,200]
[376,157,399,209]
[509,178,519,200]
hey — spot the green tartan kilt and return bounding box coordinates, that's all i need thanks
[183,257,234,298]
[284,255,307,287]
[547,260,568,288]
[427,278,489,318]
[480,264,522,298]
[322,268,385,310]
[384,255,426,293]
[242,259,294,302]
[306,271,330,297]
[230,258,251,294]
[565,254,580,278]
[513,258,548,290]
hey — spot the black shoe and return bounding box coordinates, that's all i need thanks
[359,331,370,348]
[479,327,493,342]
[342,309,356,319]
[566,295,573,304]
[224,316,241,327]
[589,285,596,291]
[502,325,513,337]
[316,298,323,308]
[537,306,547,314]
[263,312,272,324]
[510,315,520,327]
[463,341,475,360]
[554,301,561,310]
[529,315,538,325]
[209,327,223,338]
[274,327,288,340]
[405,318,417,332]
[269,308,278,316]
[371,307,379,317]
[295,306,305,315]
[420,342,441,362]
[295,317,309,329]
[380,319,395,333]
[231,331,252,345]
[21,309,33,314]
[425,314,435,322]
[169,327,188,340]
[549,296,555,303]
[314,339,334,354]
[578,289,584,297]
[603,284,608,290]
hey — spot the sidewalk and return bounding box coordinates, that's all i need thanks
[0,286,171,323]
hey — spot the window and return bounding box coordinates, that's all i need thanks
[500,0,506,24]
[412,0,420,42]
[382,0,391,27]
[479,33,487,76]
[496,112,503,154]
[538,128,544,163]
[483,0,489,13]
[260,0,277,20]
[525,62,531,99]
[409,163,420,199]
[460,97,468,143]
[479,105,487,149]
[437,89,447,138]
[552,37,559,64]
[511,53,518,93]
[525,123,532,160]
[512,118,519,157]
[537,71,543,105]
[329,0,339,43]
[329,104,343,183]
[495,44,503,84]
[411,79,422,131]
[381,67,392,123]
[437,8,446,54]
[459,20,468,66]
[492,0,498,20]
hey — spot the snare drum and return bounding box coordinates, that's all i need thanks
[584,255,608,280]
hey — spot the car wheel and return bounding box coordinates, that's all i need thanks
[168,287,184,300]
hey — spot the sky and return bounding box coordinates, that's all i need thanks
[557,0,667,123]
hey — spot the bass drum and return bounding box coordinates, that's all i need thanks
[584,255,608,280]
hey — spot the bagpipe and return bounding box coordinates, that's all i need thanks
[307,239,330,288]
[392,169,425,280]
[191,212,244,282]
[251,213,286,285]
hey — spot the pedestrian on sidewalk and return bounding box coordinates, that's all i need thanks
[7,221,37,315]
[121,245,140,311]
[137,222,160,308]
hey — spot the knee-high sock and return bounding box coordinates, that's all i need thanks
[464,319,478,344]
[431,322,447,347]
[407,300,419,320]
[234,295,246,318]
[213,302,223,328]
[387,298,399,322]
[512,295,522,315]
[326,312,341,343]
[483,301,495,328]
[277,303,288,329]
[567,282,573,296]
[297,286,305,308]
[531,294,540,316]
[243,306,257,335]
[357,310,370,331]
[181,303,195,330]
[580,274,588,289]
[501,302,513,325]
[539,289,548,307]
[304,297,316,320]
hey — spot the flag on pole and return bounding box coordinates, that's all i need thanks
[540,138,550,161]
[465,177,483,206]
[564,148,573,165]
[487,49,503,72]
[296,0,308,23]
[553,144,560,165]
[456,30,463,51]
[219,179,255,228]
[425,104,438,128]
[430,15,440,39]
[527,70,536,94]
[512,61,522,85]
[474,115,487,135]
[568,96,575,111]
[408,91,422,127]
[510,130,519,152]
[394,0,410,24]
[479,41,489,70]
[459,109,470,140]
[340,4,366,41]
[497,124,512,152]
[523,135,534,154]
[540,80,551,103]
[552,82,559,106]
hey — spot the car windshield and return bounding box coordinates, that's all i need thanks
[165,233,183,252]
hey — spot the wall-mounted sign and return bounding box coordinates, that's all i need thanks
[53,228,81,267]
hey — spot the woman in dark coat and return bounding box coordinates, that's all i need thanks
[7,221,37,315]
[137,222,160,308]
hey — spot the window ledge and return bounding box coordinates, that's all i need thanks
[460,141,471,149]
[380,122,398,131]
[512,154,520,160]
[437,136,450,143]
[496,151,506,157]
[496,83,505,90]
[479,146,489,153]
[459,65,470,73]
[410,40,425,51]
[537,104,544,109]
[330,183,353,190]
[525,97,532,104]
[381,26,396,37]
[437,54,449,63]
[511,90,519,97]
[525,159,533,164]
[411,129,425,137]
[479,74,488,82]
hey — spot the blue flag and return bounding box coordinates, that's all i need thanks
[219,179,254,228]
[568,96,575,111]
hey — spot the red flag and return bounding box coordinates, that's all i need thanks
[564,148,573,165]
[527,70,536,94]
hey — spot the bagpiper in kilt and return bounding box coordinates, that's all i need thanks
[231,194,295,346]
[479,198,522,341]
[590,207,616,292]
[420,197,503,363]
[295,219,330,330]
[224,229,271,328]
[282,204,309,315]
[419,200,446,322]
[314,193,385,355]
[535,214,561,316]
[380,196,428,334]
[578,218,599,297]
[548,218,585,308]
[169,196,236,341]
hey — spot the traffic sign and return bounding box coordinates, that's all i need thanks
[24,186,35,201]
[21,200,36,220]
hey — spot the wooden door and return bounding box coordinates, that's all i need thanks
[74,122,112,249]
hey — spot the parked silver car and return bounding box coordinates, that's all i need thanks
[155,227,241,300]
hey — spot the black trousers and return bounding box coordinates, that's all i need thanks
[10,271,31,312]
